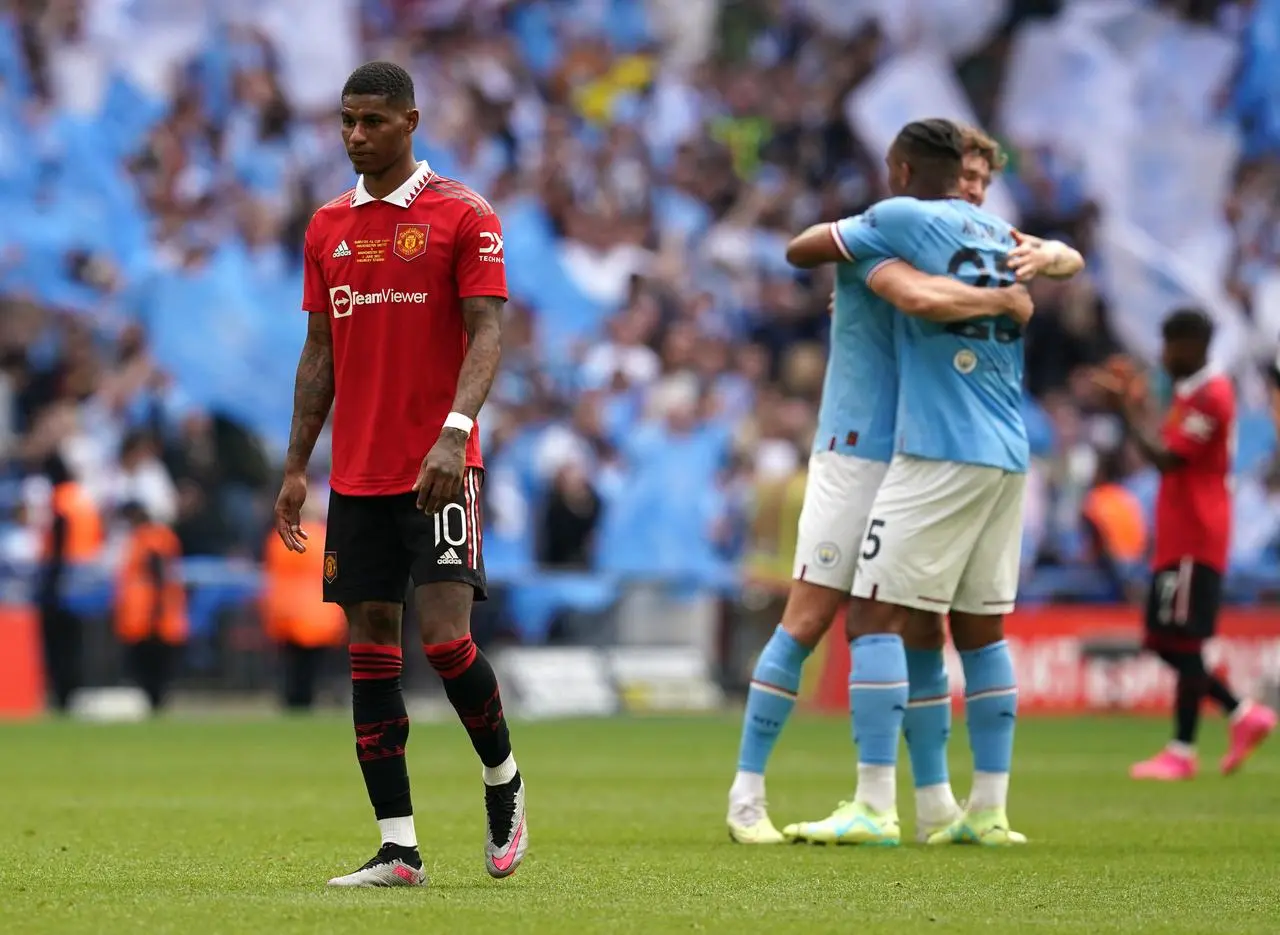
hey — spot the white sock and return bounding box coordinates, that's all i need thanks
[1167,740,1195,758]
[483,752,518,786]
[915,782,960,826]
[968,771,1009,812]
[1230,700,1253,724]
[379,815,418,848]
[854,763,896,814]
[730,770,766,803]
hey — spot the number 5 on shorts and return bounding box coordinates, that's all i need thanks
[862,518,885,561]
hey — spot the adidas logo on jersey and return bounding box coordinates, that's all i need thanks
[438,547,463,566]
[332,240,351,258]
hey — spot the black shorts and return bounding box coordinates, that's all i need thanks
[322,467,487,605]
[1144,559,1222,649]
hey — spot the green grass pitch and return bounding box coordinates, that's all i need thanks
[1,714,1278,934]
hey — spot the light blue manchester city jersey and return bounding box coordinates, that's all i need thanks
[833,196,1029,474]
[813,249,898,463]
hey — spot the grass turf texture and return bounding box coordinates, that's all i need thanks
[1,715,1278,934]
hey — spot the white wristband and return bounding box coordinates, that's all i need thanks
[443,411,475,435]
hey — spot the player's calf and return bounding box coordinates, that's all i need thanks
[419,583,526,877]
[345,603,419,853]
[333,618,425,887]
[950,614,1018,815]
[728,624,808,843]
[903,644,960,838]
[729,582,842,843]
[844,596,910,818]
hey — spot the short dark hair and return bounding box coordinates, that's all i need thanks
[342,61,415,108]
[1162,307,1214,344]
[891,118,964,193]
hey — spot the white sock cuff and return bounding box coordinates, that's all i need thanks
[483,752,518,786]
[730,770,766,802]
[855,763,897,813]
[915,783,960,823]
[378,815,418,848]
[968,770,1010,812]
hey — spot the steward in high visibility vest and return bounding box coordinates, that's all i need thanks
[36,453,103,712]
[262,523,345,709]
[114,502,188,711]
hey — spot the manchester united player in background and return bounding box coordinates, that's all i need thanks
[1097,309,1275,781]
[273,62,526,887]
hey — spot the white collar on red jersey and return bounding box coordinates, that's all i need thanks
[350,160,435,209]
[1174,364,1217,398]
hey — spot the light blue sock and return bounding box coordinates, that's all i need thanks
[848,634,908,767]
[736,626,811,774]
[961,640,1018,811]
[904,648,951,788]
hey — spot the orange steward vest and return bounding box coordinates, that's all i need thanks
[1083,483,1147,563]
[42,482,103,562]
[261,529,346,648]
[114,523,188,644]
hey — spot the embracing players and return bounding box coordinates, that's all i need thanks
[742,119,1083,847]
[1096,309,1276,780]
[274,62,526,887]
[727,119,1066,845]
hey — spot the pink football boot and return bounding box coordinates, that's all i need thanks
[1221,703,1277,776]
[1130,747,1197,781]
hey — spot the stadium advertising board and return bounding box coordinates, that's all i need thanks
[805,605,1280,715]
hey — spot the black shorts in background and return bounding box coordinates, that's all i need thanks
[1143,559,1222,650]
[322,467,487,605]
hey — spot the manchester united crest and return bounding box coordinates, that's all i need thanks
[323,552,338,583]
[393,223,429,262]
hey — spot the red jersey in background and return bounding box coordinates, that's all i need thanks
[301,161,507,496]
[1154,369,1235,572]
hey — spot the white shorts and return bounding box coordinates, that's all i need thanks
[850,454,1025,615]
[792,451,890,592]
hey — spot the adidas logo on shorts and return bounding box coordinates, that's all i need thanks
[332,240,351,258]
[438,547,463,566]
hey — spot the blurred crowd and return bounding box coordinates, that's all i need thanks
[2,0,1280,610]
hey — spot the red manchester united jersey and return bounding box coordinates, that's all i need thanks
[302,161,507,496]
[1154,369,1235,572]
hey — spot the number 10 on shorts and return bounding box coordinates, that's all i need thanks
[434,502,468,547]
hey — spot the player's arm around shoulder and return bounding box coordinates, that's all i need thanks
[867,260,1034,326]
[785,198,925,269]
[785,221,855,268]
[1007,231,1085,281]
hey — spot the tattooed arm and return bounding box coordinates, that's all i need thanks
[444,295,504,434]
[284,312,335,474]
[414,296,504,513]
[275,312,334,551]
